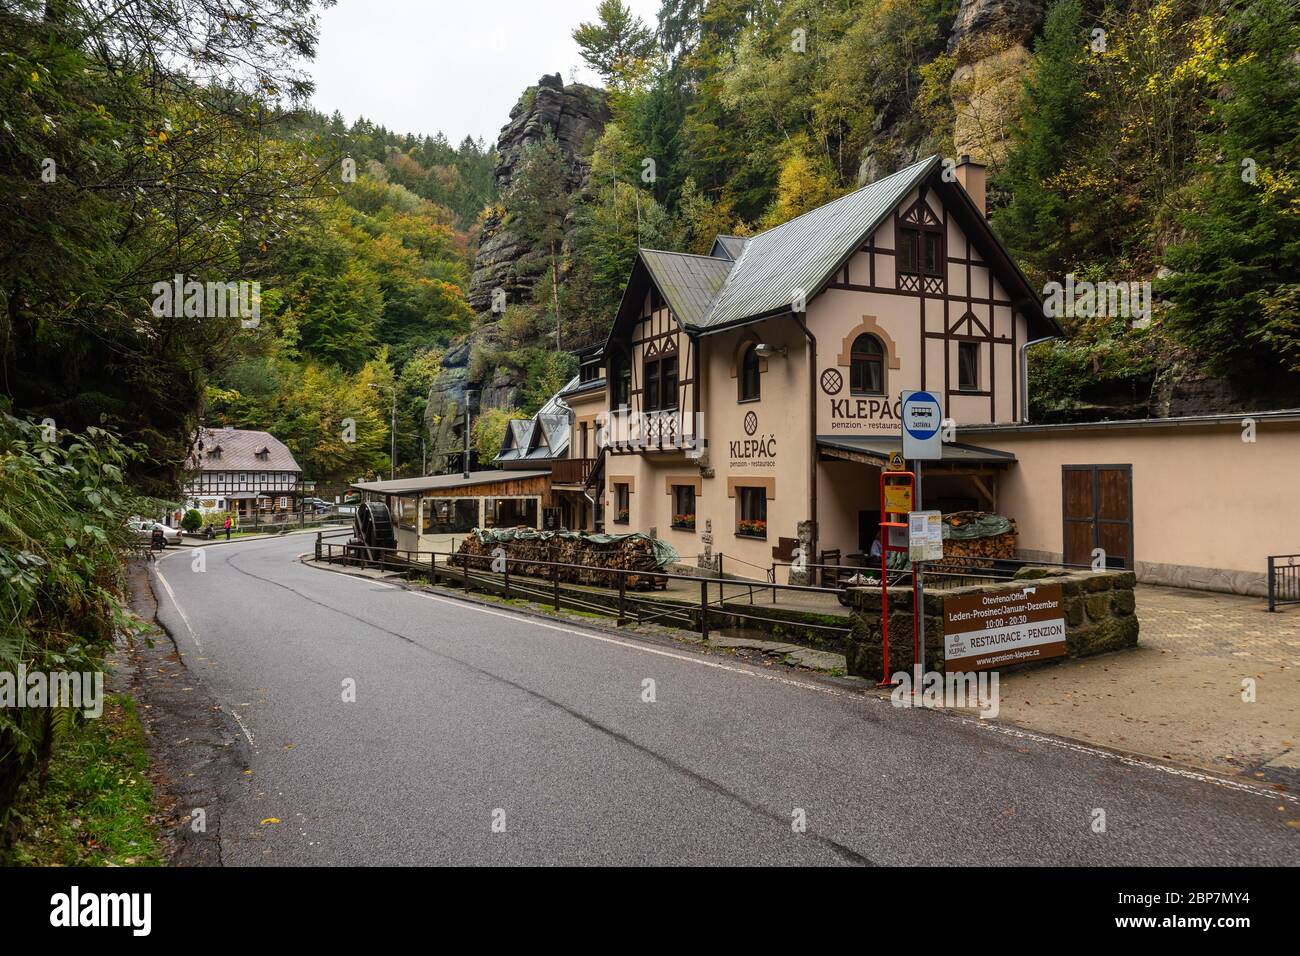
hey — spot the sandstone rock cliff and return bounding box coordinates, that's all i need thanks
[424,74,609,469]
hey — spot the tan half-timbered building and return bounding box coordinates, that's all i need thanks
[596,155,1059,576]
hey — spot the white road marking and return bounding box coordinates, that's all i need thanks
[962,718,1300,805]
[206,548,1300,809]
[228,707,256,747]
[152,565,201,652]
[406,588,846,698]
[397,575,1296,805]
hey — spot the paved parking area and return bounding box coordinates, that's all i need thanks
[993,585,1300,783]
[1135,584,1300,667]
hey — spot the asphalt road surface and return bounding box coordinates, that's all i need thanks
[151,533,1298,866]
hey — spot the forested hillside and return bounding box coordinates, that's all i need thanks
[444,0,1298,447]
[1,0,494,491]
[203,116,494,486]
[3,0,1297,494]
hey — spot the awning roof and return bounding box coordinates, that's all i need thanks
[817,435,1016,467]
[352,470,549,496]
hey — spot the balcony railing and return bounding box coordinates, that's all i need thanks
[551,457,595,486]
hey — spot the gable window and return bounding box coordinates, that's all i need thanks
[739,344,761,402]
[671,485,696,530]
[643,355,678,412]
[644,358,659,411]
[850,334,885,395]
[896,198,945,281]
[898,227,920,273]
[613,483,630,524]
[736,487,767,539]
[898,227,944,277]
[610,351,630,407]
[958,341,981,391]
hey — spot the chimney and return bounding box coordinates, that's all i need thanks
[954,154,986,217]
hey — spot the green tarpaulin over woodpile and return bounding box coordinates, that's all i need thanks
[942,511,1014,540]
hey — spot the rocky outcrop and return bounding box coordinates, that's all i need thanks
[425,75,609,468]
[468,73,609,313]
[945,0,1046,165]
[947,0,1044,52]
[950,41,1034,165]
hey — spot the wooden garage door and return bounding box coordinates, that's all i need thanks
[1062,465,1133,568]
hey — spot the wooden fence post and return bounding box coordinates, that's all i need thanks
[700,577,710,641]
[552,547,560,611]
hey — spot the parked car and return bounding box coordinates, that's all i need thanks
[128,518,183,547]
[297,497,330,514]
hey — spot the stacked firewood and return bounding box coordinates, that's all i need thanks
[456,532,667,590]
[930,512,1018,571]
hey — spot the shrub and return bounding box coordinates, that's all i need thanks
[0,412,145,837]
[181,509,202,533]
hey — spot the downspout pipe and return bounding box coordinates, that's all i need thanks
[1019,335,1057,423]
[795,314,818,567]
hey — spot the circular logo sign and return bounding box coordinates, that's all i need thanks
[901,391,942,440]
[743,411,758,436]
[819,368,843,395]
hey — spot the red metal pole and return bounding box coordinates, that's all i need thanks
[878,469,914,687]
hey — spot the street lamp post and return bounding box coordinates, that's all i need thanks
[369,383,397,480]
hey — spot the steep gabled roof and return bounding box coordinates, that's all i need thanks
[605,155,1056,349]
[497,418,534,461]
[710,235,750,261]
[190,427,301,473]
[698,156,938,331]
[528,413,570,459]
[638,249,734,330]
[494,377,578,465]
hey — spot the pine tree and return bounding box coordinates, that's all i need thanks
[990,0,1094,285]
[1161,0,1300,376]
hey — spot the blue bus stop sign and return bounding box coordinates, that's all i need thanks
[901,390,943,460]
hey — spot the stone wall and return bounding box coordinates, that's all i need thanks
[846,567,1138,678]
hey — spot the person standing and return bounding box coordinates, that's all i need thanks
[224,514,233,541]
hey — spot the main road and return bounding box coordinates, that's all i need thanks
[151,533,1296,865]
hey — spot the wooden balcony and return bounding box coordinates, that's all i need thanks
[551,457,595,487]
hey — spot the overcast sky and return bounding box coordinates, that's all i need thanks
[309,0,663,146]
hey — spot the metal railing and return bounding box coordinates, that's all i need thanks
[1268,554,1300,611]
[314,537,851,643]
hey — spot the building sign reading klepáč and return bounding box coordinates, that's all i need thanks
[827,396,903,432]
[943,583,1066,672]
[729,410,776,468]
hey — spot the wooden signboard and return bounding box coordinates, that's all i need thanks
[943,583,1066,672]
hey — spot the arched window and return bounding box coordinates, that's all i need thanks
[739,344,761,402]
[850,334,885,395]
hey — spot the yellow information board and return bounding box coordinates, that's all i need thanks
[884,483,913,514]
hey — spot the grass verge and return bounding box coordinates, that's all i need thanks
[1,694,164,866]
